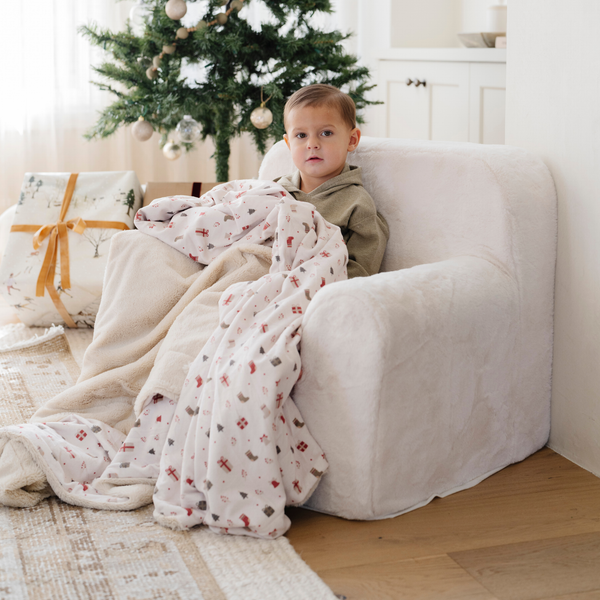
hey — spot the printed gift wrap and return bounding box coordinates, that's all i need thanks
[0,171,142,328]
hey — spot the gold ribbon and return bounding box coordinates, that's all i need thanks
[11,173,130,328]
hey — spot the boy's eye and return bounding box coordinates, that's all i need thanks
[321,130,333,137]
[295,133,306,139]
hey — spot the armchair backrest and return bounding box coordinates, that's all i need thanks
[258,137,556,276]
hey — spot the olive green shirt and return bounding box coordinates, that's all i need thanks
[275,164,389,278]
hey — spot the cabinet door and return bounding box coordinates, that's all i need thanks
[378,60,470,142]
[469,62,506,144]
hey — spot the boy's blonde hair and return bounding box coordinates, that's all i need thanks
[283,84,356,131]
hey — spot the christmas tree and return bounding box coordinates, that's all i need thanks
[80,0,378,182]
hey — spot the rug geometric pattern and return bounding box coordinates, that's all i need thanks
[0,324,83,427]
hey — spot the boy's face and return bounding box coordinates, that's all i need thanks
[284,104,360,193]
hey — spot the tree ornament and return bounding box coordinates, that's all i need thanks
[163,140,182,160]
[165,0,187,20]
[250,89,274,129]
[216,12,228,25]
[194,20,208,37]
[81,0,378,181]
[131,116,154,141]
[152,55,162,68]
[250,106,273,129]
[162,44,176,54]
[176,115,201,143]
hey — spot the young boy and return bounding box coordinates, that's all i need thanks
[276,84,389,279]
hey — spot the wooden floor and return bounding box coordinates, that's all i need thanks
[285,447,600,600]
[2,303,600,600]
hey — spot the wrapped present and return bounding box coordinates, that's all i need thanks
[143,181,219,207]
[0,171,142,328]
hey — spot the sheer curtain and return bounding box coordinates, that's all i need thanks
[0,1,343,214]
[0,1,261,213]
[1,1,133,212]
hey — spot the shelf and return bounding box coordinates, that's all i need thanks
[378,48,506,64]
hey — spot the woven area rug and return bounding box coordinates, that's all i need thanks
[0,324,336,600]
[0,324,83,425]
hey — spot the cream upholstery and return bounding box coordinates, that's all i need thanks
[259,137,557,519]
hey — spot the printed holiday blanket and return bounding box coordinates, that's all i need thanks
[0,180,348,538]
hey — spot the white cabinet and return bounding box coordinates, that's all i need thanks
[468,62,506,144]
[380,60,470,142]
[376,49,506,144]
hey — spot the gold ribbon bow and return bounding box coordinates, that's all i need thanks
[11,173,130,328]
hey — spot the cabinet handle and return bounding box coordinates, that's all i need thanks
[415,79,427,87]
[405,78,413,86]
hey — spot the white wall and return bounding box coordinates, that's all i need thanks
[505,1,600,476]
[385,0,498,48]
[340,0,496,63]
[353,0,392,67]
[390,0,462,48]
[460,0,495,33]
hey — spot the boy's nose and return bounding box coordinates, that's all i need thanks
[307,136,320,149]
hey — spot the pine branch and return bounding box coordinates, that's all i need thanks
[80,0,381,174]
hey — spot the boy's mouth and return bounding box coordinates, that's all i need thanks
[307,156,323,163]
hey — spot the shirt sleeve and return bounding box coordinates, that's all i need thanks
[345,198,390,278]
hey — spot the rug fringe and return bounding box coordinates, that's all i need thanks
[0,322,65,352]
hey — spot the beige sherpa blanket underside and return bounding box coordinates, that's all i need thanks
[0,230,271,507]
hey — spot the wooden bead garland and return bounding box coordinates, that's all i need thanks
[145,0,245,80]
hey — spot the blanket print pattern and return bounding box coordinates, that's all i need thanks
[0,180,348,539]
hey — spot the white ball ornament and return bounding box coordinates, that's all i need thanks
[176,115,201,143]
[163,140,182,160]
[165,0,187,20]
[146,66,157,79]
[132,117,154,141]
[250,106,273,129]
[176,27,189,39]
[216,12,228,25]
[162,44,176,54]
[152,55,162,68]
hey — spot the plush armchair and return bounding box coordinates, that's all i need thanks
[258,137,557,520]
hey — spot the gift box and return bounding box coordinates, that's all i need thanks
[143,182,220,207]
[0,171,142,328]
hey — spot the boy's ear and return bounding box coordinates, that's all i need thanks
[348,127,361,152]
[283,134,290,150]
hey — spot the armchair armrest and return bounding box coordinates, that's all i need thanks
[293,255,548,519]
